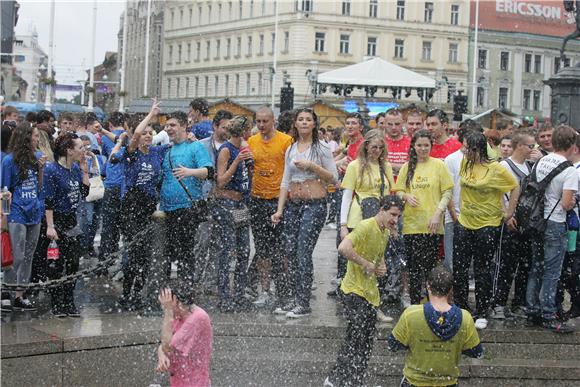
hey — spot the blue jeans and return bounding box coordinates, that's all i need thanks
[284,199,327,308]
[212,199,250,302]
[443,222,454,271]
[526,220,568,320]
[76,199,102,252]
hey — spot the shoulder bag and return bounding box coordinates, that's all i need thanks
[86,158,105,202]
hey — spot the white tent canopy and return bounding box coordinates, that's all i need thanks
[317,57,436,89]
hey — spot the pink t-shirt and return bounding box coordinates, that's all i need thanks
[430,137,462,160]
[169,307,213,387]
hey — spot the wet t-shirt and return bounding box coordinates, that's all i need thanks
[385,135,411,169]
[169,307,213,387]
[191,120,213,140]
[112,145,169,199]
[43,162,85,214]
[248,131,292,200]
[1,151,44,225]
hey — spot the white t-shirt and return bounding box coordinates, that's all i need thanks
[444,149,464,224]
[500,157,530,203]
[536,153,578,222]
[152,130,170,145]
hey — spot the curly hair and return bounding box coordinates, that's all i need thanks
[8,122,38,182]
[461,131,491,175]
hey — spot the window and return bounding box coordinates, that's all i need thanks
[422,41,432,61]
[204,76,209,96]
[296,0,313,12]
[396,0,405,20]
[226,38,231,57]
[180,8,183,26]
[218,3,222,21]
[166,78,171,97]
[340,34,350,54]
[450,4,459,25]
[194,76,199,96]
[448,43,458,63]
[171,9,175,28]
[246,73,251,95]
[239,0,243,19]
[236,37,242,56]
[247,35,253,55]
[259,34,264,55]
[168,45,173,64]
[534,54,542,73]
[533,90,541,111]
[477,87,485,107]
[225,74,229,96]
[500,51,509,71]
[235,74,240,95]
[176,78,181,97]
[205,41,210,60]
[185,77,190,97]
[262,0,266,15]
[216,39,221,58]
[424,2,433,23]
[284,31,289,51]
[229,2,233,20]
[555,56,571,72]
[208,4,212,22]
[177,44,182,63]
[315,32,325,52]
[198,6,202,25]
[258,73,263,95]
[367,36,377,57]
[187,43,191,62]
[342,0,351,16]
[523,89,531,110]
[498,87,508,109]
[249,0,254,17]
[214,75,219,97]
[478,49,487,69]
[196,42,201,61]
[369,0,378,17]
[394,39,404,58]
[189,7,193,25]
[524,54,532,72]
[271,32,275,53]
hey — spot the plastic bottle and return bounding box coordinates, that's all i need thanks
[47,240,60,262]
[1,187,10,216]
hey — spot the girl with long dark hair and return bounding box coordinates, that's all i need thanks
[453,131,519,330]
[1,122,47,310]
[272,108,338,318]
[394,129,454,305]
[44,132,90,317]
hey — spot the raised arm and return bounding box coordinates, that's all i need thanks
[128,98,161,154]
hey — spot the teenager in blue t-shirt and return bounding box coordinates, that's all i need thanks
[160,110,213,285]
[44,132,90,317]
[214,116,253,312]
[110,100,169,310]
[1,122,47,310]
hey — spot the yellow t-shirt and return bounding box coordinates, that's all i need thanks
[487,143,499,161]
[458,160,518,230]
[393,158,454,235]
[392,305,481,386]
[340,217,390,307]
[341,159,395,229]
[248,130,293,200]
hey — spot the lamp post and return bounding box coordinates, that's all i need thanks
[44,0,55,110]
[87,0,97,112]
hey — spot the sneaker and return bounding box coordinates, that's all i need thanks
[1,298,12,313]
[52,307,68,318]
[311,283,318,290]
[252,292,270,305]
[510,306,527,319]
[490,306,506,320]
[401,294,411,309]
[475,318,488,330]
[286,305,311,318]
[273,302,294,315]
[327,287,339,297]
[244,286,259,299]
[377,309,394,323]
[330,277,341,286]
[323,376,335,387]
[66,305,81,318]
[542,319,574,334]
[12,297,37,311]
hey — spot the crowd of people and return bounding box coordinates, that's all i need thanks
[1,98,580,385]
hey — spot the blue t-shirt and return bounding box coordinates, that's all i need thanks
[160,141,213,211]
[218,142,250,196]
[112,145,169,199]
[1,152,44,225]
[190,120,213,140]
[102,129,125,189]
[43,162,84,214]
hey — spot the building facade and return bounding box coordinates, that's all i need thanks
[1,0,20,100]
[13,30,48,102]
[468,0,580,119]
[117,0,165,102]
[162,0,470,110]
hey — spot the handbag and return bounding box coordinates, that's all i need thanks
[86,158,105,202]
[1,231,13,268]
[355,163,386,220]
[229,204,251,227]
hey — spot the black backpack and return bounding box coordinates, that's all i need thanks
[514,159,572,235]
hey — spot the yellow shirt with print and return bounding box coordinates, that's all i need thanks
[458,160,518,230]
[341,159,395,229]
[340,217,390,307]
[392,305,481,386]
[393,158,454,235]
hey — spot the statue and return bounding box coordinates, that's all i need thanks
[560,0,580,66]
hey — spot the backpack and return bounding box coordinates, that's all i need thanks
[514,159,572,235]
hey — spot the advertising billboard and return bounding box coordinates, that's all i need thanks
[471,0,576,37]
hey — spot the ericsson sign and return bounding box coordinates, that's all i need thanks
[495,0,563,20]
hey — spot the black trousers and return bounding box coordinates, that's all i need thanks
[405,234,441,305]
[30,217,49,284]
[453,223,500,317]
[247,197,289,300]
[120,190,157,299]
[162,205,205,286]
[47,213,82,311]
[329,293,377,387]
[557,249,580,313]
[493,225,532,308]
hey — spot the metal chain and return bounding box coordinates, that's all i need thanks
[1,222,156,291]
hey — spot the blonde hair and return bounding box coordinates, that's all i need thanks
[37,130,54,162]
[356,129,387,188]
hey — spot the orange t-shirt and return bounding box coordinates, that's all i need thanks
[248,130,293,199]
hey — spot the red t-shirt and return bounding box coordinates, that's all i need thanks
[347,137,364,162]
[430,138,462,160]
[385,135,411,166]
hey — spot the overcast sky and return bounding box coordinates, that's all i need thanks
[15,0,125,89]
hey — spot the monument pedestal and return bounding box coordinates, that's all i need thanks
[546,62,580,130]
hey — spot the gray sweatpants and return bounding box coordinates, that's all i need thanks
[5,223,41,287]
